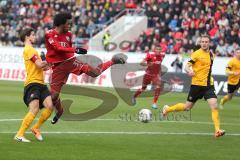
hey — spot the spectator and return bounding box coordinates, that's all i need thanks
[102,30,112,49]
[0,0,239,57]
[215,39,227,56]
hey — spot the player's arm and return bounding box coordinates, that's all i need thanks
[140,59,154,67]
[185,53,196,77]
[226,61,239,76]
[140,53,153,66]
[31,54,50,70]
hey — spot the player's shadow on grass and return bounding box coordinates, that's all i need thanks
[61,85,118,121]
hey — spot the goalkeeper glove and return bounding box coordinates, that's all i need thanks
[76,47,87,54]
[40,52,46,61]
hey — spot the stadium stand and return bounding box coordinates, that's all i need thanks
[0,0,239,56]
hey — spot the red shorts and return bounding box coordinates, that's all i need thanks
[50,57,92,93]
[142,74,161,87]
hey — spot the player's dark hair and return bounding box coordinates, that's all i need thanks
[54,12,72,27]
[19,28,34,42]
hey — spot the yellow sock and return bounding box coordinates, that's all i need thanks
[17,112,35,137]
[166,103,185,113]
[220,95,230,105]
[32,108,52,129]
[212,109,220,131]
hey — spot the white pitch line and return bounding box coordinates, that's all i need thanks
[0,131,240,136]
[0,118,240,126]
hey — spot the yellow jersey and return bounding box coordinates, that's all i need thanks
[226,57,240,85]
[188,48,214,86]
[23,45,44,86]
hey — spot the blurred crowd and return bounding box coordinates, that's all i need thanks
[0,0,240,57]
[129,0,240,57]
[0,0,123,47]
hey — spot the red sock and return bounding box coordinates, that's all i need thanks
[134,89,143,98]
[153,88,161,103]
[97,61,113,73]
[54,98,63,118]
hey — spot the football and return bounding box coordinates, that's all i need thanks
[138,109,152,123]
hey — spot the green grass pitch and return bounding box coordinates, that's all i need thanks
[0,80,240,160]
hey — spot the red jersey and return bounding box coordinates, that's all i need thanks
[144,51,165,75]
[45,29,76,63]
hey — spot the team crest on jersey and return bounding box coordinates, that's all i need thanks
[48,38,54,44]
[66,36,70,41]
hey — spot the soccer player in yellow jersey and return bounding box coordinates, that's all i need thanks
[220,48,240,108]
[14,28,53,142]
[162,35,225,138]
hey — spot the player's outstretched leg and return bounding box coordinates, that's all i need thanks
[85,53,127,78]
[162,103,186,116]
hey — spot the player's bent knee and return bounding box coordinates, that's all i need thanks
[29,101,40,115]
[43,96,54,108]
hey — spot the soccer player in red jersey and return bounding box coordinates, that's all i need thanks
[132,45,165,109]
[45,12,126,124]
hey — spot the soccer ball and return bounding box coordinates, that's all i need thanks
[138,109,152,123]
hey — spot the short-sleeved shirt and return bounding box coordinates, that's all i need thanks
[23,45,44,86]
[144,51,165,75]
[45,29,75,63]
[226,57,240,85]
[188,48,215,86]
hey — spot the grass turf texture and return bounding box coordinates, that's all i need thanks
[0,80,240,160]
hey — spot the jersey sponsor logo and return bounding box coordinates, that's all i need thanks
[59,42,67,47]
[48,38,54,44]
[66,36,70,42]
[30,94,34,98]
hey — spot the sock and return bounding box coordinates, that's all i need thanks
[32,108,52,129]
[221,95,230,105]
[134,89,144,98]
[16,112,35,137]
[54,98,63,118]
[153,87,161,104]
[166,103,185,113]
[212,109,220,131]
[97,61,113,73]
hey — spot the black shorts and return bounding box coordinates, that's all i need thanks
[23,83,50,109]
[228,82,240,94]
[187,85,217,103]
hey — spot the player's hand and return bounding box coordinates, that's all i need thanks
[40,52,46,61]
[148,62,154,66]
[234,72,240,76]
[187,70,195,77]
[76,47,87,54]
[42,61,52,71]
